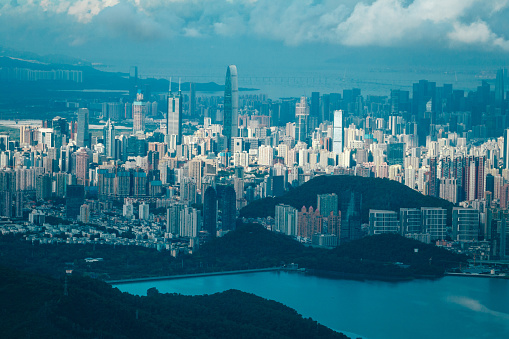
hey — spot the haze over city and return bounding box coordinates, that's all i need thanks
[2,0,509,95]
[1,1,509,339]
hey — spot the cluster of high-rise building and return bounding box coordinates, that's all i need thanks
[0,65,508,258]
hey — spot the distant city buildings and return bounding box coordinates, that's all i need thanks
[0,65,508,259]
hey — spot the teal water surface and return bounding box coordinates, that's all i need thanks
[114,272,509,339]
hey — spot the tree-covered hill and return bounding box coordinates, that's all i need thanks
[193,222,322,271]
[240,175,454,223]
[0,266,347,339]
[0,223,467,282]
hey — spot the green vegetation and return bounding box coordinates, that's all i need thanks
[240,175,454,223]
[0,222,467,282]
[0,266,346,339]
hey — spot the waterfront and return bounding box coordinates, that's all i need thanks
[114,271,509,339]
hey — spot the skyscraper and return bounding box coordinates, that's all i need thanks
[103,119,116,158]
[295,97,309,143]
[311,92,320,121]
[504,129,509,169]
[317,193,338,217]
[76,108,89,148]
[224,65,238,148]
[133,91,147,133]
[167,81,183,146]
[495,68,505,114]
[189,82,196,117]
[333,110,343,154]
[203,186,217,237]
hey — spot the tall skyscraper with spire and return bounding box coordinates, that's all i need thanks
[224,65,238,148]
[167,79,182,147]
[103,119,116,158]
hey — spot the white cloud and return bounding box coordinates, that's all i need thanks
[1,0,509,52]
[448,21,509,51]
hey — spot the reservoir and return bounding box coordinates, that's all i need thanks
[114,271,509,339]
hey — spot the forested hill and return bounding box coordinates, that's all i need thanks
[0,266,347,339]
[240,175,453,223]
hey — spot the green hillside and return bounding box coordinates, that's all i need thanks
[240,175,454,223]
[0,266,346,339]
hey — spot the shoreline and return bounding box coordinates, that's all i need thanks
[108,267,283,284]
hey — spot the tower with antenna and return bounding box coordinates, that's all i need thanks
[166,77,183,148]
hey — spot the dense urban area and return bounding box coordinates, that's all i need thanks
[0,60,508,278]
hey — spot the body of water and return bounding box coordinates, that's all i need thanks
[114,271,509,339]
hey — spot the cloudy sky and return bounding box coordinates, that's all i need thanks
[1,0,509,82]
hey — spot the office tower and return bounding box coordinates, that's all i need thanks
[504,129,509,169]
[223,65,239,147]
[76,108,90,148]
[400,208,422,235]
[317,193,338,217]
[167,82,183,145]
[340,191,362,242]
[75,148,89,186]
[311,92,320,121]
[103,119,116,158]
[421,207,447,241]
[495,68,505,114]
[0,191,11,217]
[217,185,236,231]
[321,94,330,122]
[295,97,309,143]
[133,91,147,133]
[452,208,480,242]
[54,172,68,198]
[66,184,85,219]
[333,110,343,154]
[129,66,138,100]
[369,210,400,235]
[189,82,196,116]
[203,186,217,237]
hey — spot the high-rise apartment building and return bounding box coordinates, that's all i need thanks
[223,65,239,147]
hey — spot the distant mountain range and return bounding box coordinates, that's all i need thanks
[0,47,257,93]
